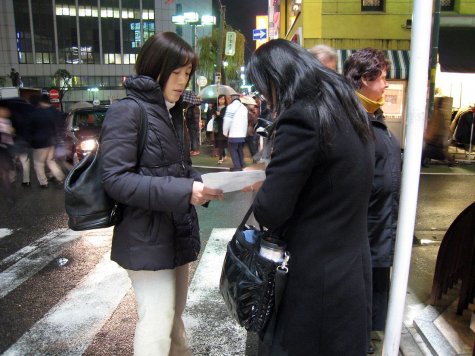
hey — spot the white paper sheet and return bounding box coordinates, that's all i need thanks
[201,170,266,193]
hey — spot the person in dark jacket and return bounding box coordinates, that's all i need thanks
[344,48,402,354]
[247,39,375,356]
[185,103,201,155]
[28,94,65,188]
[100,32,223,356]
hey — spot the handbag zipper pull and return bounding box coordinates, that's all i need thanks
[278,252,290,273]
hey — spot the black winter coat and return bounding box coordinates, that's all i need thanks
[101,75,202,271]
[368,110,401,268]
[253,101,375,356]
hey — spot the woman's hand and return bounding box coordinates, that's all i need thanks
[190,181,224,206]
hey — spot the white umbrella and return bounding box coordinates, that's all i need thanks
[198,84,237,102]
[69,101,93,111]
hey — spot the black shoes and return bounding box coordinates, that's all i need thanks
[40,184,49,189]
[367,341,375,354]
[21,182,31,187]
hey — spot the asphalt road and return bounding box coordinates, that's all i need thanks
[0,164,474,355]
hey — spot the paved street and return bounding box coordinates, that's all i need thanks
[0,161,474,355]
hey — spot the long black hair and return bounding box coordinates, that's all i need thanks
[247,39,372,147]
[135,32,198,89]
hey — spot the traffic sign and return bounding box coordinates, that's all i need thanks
[252,28,267,41]
[49,89,59,100]
[197,75,207,87]
[225,31,236,56]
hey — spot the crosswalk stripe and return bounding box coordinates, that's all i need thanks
[0,229,81,299]
[2,252,130,356]
[184,228,247,355]
[2,228,245,355]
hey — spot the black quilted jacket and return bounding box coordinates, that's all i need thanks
[100,75,202,270]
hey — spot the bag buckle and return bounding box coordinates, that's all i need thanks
[277,251,290,273]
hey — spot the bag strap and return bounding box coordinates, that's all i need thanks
[121,96,149,164]
[238,206,252,229]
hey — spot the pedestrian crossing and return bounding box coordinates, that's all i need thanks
[0,227,246,355]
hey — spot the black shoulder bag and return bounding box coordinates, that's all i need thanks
[219,206,290,333]
[64,97,148,231]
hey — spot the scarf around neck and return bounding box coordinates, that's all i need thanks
[356,91,385,114]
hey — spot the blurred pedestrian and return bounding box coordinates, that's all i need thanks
[214,95,228,164]
[308,44,338,71]
[9,68,22,87]
[241,95,259,162]
[100,32,223,356]
[344,47,401,354]
[8,98,32,187]
[29,95,65,188]
[205,102,216,145]
[223,94,248,171]
[185,103,201,156]
[0,106,15,204]
[248,39,374,356]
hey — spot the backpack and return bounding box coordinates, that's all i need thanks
[64,97,148,231]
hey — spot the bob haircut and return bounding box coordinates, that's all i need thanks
[343,48,391,90]
[247,39,372,148]
[135,32,198,89]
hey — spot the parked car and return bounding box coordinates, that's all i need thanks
[65,105,108,164]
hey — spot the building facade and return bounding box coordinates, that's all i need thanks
[0,0,213,110]
[272,0,475,145]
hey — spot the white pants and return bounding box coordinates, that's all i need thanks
[17,152,30,183]
[33,146,64,185]
[127,264,192,356]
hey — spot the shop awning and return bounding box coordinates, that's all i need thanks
[438,27,475,73]
[336,50,411,80]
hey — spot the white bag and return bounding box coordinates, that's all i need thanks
[206,117,215,132]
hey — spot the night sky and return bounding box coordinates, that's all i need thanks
[219,0,268,60]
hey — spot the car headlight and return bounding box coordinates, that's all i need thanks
[79,139,97,152]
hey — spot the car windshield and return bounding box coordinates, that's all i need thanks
[74,110,106,128]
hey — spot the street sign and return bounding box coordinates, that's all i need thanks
[225,31,236,56]
[49,89,59,100]
[214,72,221,84]
[252,28,267,41]
[197,75,207,87]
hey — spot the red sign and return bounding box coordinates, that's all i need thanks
[49,89,60,100]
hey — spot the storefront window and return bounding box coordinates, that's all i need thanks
[101,0,121,64]
[362,0,384,12]
[441,0,455,11]
[57,0,79,64]
[13,0,33,64]
[78,0,99,64]
[32,0,56,64]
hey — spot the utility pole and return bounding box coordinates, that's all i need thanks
[428,0,441,116]
[216,4,225,85]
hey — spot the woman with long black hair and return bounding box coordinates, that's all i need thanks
[247,39,375,355]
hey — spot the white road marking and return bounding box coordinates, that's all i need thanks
[184,228,247,355]
[0,229,80,299]
[2,253,131,356]
[0,228,14,240]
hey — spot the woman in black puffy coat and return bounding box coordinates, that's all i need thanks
[100,32,223,356]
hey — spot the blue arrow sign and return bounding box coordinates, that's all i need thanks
[252,28,267,40]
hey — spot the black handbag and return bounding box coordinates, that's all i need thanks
[64,97,148,231]
[219,206,290,333]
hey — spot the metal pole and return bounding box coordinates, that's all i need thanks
[192,24,197,93]
[428,0,441,116]
[382,0,433,355]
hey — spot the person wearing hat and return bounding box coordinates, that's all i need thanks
[222,94,249,171]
